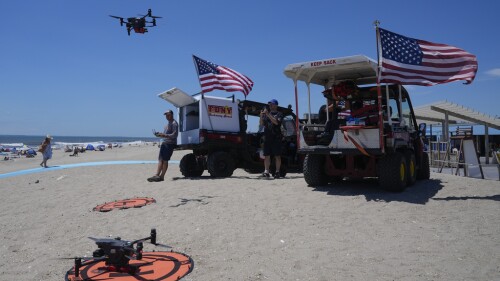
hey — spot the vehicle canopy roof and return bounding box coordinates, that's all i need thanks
[283,55,378,87]
[239,100,295,118]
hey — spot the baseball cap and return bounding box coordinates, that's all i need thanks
[268,99,278,105]
[163,110,174,115]
[46,135,53,139]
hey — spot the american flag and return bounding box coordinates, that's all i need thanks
[337,100,351,118]
[193,55,254,96]
[379,28,478,86]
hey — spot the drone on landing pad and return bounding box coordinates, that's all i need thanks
[61,229,169,278]
[110,9,162,36]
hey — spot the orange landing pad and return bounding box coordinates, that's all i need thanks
[65,251,193,281]
[93,197,156,212]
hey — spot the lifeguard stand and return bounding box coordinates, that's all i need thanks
[445,126,484,179]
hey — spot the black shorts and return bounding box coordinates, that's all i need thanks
[263,137,283,156]
[159,143,175,161]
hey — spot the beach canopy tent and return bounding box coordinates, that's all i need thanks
[86,144,95,151]
[413,100,500,164]
[27,148,36,155]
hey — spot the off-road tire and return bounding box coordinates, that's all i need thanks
[405,150,417,186]
[417,152,430,180]
[180,153,204,177]
[378,152,408,192]
[303,154,328,186]
[207,151,235,178]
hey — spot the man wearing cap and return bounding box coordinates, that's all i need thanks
[260,99,284,178]
[148,110,178,182]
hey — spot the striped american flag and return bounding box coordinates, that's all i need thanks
[193,55,254,96]
[337,100,351,118]
[379,28,478,86]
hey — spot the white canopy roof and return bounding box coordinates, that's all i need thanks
[413,101,500,130]
[283,55,378,87]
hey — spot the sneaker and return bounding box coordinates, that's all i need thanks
[147,175,161,182]
[273,172,281,179]
[260,172,270,178]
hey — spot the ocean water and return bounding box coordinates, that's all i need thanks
[0,135,158,147]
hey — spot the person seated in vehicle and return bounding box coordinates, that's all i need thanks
[350,101,378,126]
[317,89,343,144]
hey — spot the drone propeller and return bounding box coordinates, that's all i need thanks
[88,236,121,242]
[139,9,162,19]
[54,256,95,261]
[109,15,125,26]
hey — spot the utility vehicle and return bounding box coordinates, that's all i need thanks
[284,55,429,191]
[158,88,302,178]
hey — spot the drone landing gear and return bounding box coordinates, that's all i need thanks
[65,251,193,281]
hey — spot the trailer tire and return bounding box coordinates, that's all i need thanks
[417,152,430,180]
[378,152,407,192]
[303,154,328,186]
[207,151,235,178]
[180,153,204,177]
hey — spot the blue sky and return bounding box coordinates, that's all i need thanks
[1,0,499,137]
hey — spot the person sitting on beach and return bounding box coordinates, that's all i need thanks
[70,147,79,157]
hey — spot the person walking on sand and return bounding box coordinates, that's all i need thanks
[148,110,178,182]
[39,135,53,168]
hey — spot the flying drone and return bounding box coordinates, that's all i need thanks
[109,9,162,36]
[62,229,194,281]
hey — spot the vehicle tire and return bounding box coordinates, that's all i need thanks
[405,150,417,186]
[378,152,407,192]
[207,151,235,178]
[417,152,430,180]
[303,154,328,186]
[180,153,204,177]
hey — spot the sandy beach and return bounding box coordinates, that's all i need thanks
[1,145,499,281]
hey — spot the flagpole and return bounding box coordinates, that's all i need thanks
[193,55,214,131]
[374,20,385,153]
[192,55,204,99]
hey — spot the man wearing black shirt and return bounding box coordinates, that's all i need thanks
[260,99,284,178]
